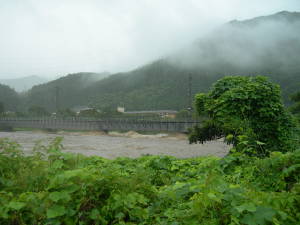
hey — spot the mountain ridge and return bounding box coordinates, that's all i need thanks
[229,11,300,26]
[0,75,49,92]
[23,11,300,112]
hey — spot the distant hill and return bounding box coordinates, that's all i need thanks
[84,60,217,110]
[25,11,300,111]
[0,75,49,92]
[0,83,20,111]
[85,11,300,110]
[228,11,300,26]
[25,72,110,111]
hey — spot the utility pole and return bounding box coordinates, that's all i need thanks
[188,73,192,115]
[55,86,60,112]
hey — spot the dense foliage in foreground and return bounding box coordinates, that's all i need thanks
[0,138,299,225]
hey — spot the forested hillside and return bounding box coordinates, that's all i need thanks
[24,72,109,112]
[24,11,300,112]
[0,83,20,111]
[84,60,219,110]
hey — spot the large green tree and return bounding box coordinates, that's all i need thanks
[189,76,296,156]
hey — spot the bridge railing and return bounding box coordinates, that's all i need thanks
[0,116,202,122]
[0,117,201,132]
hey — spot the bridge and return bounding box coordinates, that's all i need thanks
[0,118,200,133]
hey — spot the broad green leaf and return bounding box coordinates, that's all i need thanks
[49,191,71,202]
[47,205,66,218]
[8,201,26,210]
[226,134,234,141]
[241,206,276,225]
[255,141,265,145]
[235,203,256,213]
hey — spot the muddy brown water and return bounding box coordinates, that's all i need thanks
[0,131,230,159]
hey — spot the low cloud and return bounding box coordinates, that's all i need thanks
[0,0,299,78]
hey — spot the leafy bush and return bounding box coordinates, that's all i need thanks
[0,138,299,224]
[189,76,296,156]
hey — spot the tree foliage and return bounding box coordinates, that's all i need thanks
[189,76,296,156]
[0,102,4,115]
[25,73,106,112]
[28,105,50,117]
[0,84,20,111]
[56,108,76,118]
[289,91,300,120]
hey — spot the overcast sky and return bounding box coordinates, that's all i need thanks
[0,0,299,79]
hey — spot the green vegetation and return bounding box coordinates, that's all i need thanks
[28,106,51,117]
[0,102,4,115]
[0,137,299,225]
[56,108,76,118]
[0,83,20,112]
[24,72,108,112]
[189,76,296,157]
[290,91,300,120]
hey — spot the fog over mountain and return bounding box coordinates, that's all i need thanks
[24,11,300,112]
[0,0,299,79]
[169,11,300,72]
[25,72,110,111]
[0,75,49,92]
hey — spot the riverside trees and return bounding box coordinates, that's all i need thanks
[189,76,296,157]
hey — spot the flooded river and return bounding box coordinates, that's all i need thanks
[0,131,230,159]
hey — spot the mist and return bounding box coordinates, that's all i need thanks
[166,11,300,77]
[0,0,299,79]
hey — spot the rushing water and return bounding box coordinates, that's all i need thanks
[0,131,230,159]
